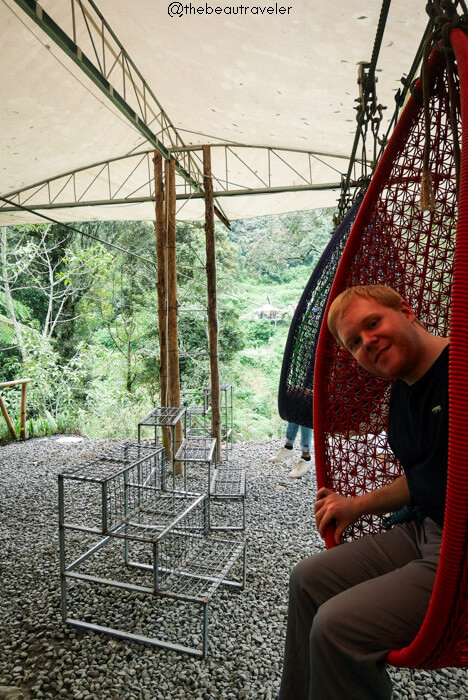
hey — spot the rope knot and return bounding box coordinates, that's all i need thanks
[427,0,468,51]
[420,169,437,211]
[420,0,466,209]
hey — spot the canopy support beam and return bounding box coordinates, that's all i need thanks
[0,144,353,224]
[153,152,172,460]
[0,183,348,218]
[165,159,183,474]
[203,146,222,462]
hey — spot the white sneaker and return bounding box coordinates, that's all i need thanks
[288,458,312,478]
[268,446,293,463]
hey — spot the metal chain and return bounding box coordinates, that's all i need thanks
[334,0,391,227]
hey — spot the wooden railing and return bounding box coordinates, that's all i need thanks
[0,378,32,440]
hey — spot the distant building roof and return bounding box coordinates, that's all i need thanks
[253,304,281,314]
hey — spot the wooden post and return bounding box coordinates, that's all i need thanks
[20,381,27,440]
[0,393,17,439]
[203,145,222,462]
[166,158,183,474]
[153,152,172,461]
[0,378,31,441]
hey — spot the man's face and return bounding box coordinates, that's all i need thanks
[335,296,422,381]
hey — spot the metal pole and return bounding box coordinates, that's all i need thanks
[58,475,68,618]
[202,603,209,657]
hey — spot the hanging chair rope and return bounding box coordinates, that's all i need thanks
[420,0,468,209]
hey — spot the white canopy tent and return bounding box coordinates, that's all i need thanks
[0,0,429,224]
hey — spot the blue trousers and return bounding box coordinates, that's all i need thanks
[285,422,312,453]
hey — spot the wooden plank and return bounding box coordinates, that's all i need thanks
[0,378,32,389]
[20,380,27,440]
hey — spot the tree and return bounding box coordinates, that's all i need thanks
[94,221,158,394]
[0,223,110,422]
[174,221,243,391]
[0,225,37,362]
[0,224,112,356]
[230,208,335,281]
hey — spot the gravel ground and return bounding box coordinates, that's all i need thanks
[0,436,467,700]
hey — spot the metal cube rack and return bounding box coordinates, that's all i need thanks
[174,434,245,531]
[58,443,166,534]
[219,383,234,460]
[185,384,234,461]
[183,387,211,435]
[174,435,217,493]
[137,406,187,484]
[210,466,246,532]
[59,448,245,657]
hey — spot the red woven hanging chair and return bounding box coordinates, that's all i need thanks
[313,29,468,670]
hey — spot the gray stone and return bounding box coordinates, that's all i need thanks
[0,687,24,700]
[0,438,467,700]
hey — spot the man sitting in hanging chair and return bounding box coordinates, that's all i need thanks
[279,284,448,700]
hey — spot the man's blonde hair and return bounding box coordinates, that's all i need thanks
[327,284,418,347]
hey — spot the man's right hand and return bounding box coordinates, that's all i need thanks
[314,487,360,544]
[314,475,411,545]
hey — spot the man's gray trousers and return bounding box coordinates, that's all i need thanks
[279,518,442,700]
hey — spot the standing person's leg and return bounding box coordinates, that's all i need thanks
[285,421,299,446]
[269,422,298,463]
[279,519,441,700]
[288,425,312,478]
[299,425,312,455]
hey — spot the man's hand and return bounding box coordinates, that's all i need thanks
[314,475,411,545]
[314,487,360,545]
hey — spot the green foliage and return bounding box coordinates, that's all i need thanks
[0,205,335,443]
[0,317,16,353]
[219,304,245,360]
[0,291,32,322]
[246,318,275,345]
[230,208,335,282]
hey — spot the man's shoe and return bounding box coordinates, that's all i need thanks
[288,458,312,478]
[268,446,293,463]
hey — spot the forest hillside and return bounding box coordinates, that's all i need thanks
[0,208,334,444]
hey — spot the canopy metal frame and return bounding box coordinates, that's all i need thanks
[4,0,433,227]
[11,0,231,227]
[0,145,357,220]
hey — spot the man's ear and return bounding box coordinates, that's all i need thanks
[400,299,415,322]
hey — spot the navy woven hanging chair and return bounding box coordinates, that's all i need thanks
[278,196,362,429]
